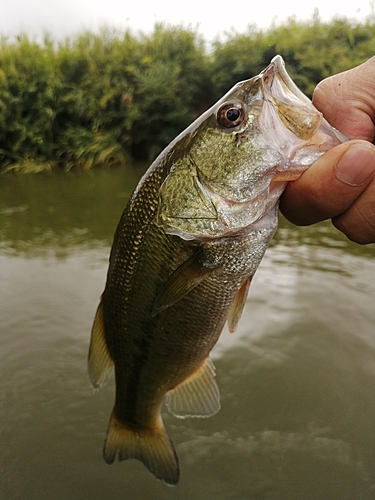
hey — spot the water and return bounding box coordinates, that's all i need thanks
[1,166,375,500]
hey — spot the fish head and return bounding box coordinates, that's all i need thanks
[157,56,346,240]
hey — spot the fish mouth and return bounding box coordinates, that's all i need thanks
[257,55,335,174]
[260,55,347,146]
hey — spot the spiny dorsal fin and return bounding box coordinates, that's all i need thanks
[88,299,114,390]
[103,410,179,485]
[165,357,220,418]
[227,276,252,334]
[152,250,218,317]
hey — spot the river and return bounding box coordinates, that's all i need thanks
[1,165,375,500]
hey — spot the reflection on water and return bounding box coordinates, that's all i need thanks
[1,166,375,500]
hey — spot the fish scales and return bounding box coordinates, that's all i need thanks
[88,56,346,485]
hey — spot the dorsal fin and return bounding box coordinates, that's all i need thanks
[227,276,252,334]
[152,250,218,317]
[88,299,114,390]
[165,357,220,418]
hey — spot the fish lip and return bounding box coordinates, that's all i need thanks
[261,55,312,106]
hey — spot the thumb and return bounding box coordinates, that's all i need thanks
[280,140,375,225]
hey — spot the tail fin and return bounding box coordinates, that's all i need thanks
[103,409,180,485]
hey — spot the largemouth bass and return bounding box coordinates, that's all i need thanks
[88,56,345,485]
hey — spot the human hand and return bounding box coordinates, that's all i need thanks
[280,57,375,244]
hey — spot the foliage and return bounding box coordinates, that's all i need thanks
[211,15,375,97]
[124,25,212,160]
[0,16,374,173]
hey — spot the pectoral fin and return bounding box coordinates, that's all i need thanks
[165,357,220,418]
[88,298,114,390]
[152,250,218,316]
[227,277,252,334]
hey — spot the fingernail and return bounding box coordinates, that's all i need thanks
[335,143,375,186]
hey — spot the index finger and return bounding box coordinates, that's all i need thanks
[312,57,375,142]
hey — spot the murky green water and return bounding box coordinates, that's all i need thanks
[1,166,375,500]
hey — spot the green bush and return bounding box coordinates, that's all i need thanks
[210,15,375,97]
[0,36,61,171]
[0,17,374,173]
[125,25,212,160]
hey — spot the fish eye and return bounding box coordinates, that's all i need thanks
[217,102,246,128]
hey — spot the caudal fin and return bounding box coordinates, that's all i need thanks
[103,409,180,485]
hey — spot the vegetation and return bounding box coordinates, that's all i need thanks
[0,15,374,173]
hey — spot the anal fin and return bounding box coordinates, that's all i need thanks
[165,357,220,418]
[88,298,114,390]
[227,276,252,334]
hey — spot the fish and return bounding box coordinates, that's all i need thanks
[88,55,346,485]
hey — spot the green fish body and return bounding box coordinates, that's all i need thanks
[88,56,345,485]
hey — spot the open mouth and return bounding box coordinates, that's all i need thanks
[261,55,347,146]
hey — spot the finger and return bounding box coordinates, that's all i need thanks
[280,140,375,226]
[332,181,375,244]
[312,57,375,142]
